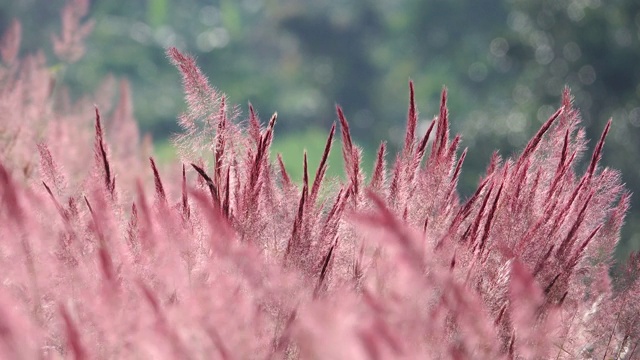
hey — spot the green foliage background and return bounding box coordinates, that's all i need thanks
[2,0,639,256]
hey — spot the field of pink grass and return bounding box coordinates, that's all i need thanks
[0,1,639,358]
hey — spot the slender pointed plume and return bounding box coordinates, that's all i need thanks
[181,164,190,219]
[191,163,219,206]
[516,106,563,169]
[337,106,361,200]
[94,107,115,196]
[370,142,387,190]
[309,123,335,206]
[403,80,418,157]
[149,157,166,203]
[430,87,450,162]
[587,119,611,179]
[277,153,292,188]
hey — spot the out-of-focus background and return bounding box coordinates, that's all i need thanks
[2,0,639,256]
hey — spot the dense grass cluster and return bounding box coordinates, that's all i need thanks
[1,2,639,359]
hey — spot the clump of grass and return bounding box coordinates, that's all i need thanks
[0,2,638,358]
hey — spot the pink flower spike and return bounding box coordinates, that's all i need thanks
[516,106,563,170]
[369,142,387,190]
[149,157,166,204]
[587,118,611,179]
[310,123,336,206]
[403,80,418,157]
